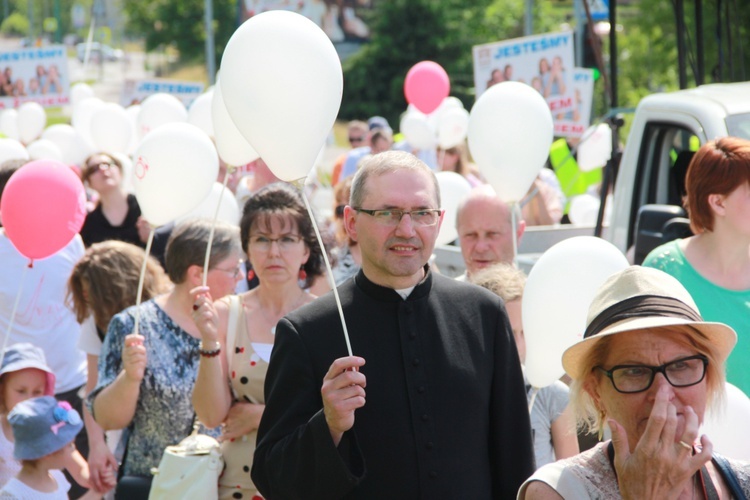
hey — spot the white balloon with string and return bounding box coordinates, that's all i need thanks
[435,171,472,246]
[220,10,350,354]
[0,138,29,164]
[437,107,469,149]
[90,103,132,154]
[400,110,437,151]
[188,90,215,139]
[17,102,46,144]
[26,139,63,161]
[0,109,19,141]
[211,81,258,166]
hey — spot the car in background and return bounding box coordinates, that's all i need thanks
[76,42,124,62]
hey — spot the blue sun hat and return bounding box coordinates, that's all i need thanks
[0,343,56,396]
[8,396,82,460]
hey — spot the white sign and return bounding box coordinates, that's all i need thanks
[0,46,70,109]
[120,79,204,107]
[554,68,595,139]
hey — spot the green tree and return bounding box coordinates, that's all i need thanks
[123,0,236,65]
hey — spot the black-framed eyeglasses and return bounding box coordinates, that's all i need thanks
[335,204,346,218]
[596,354,708,394]
[354,208,443,227]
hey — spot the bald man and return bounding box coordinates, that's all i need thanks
[455,186,526,280]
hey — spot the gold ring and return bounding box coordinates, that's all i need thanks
[678,440,692,450]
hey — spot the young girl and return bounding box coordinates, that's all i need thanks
[0,396,83,498]
[0,344,108,498]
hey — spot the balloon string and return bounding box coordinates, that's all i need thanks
[0,263,29,370]
[511,201,518,268]
[296,178,353,357]
[527,386,539,414]
[133,227,156,337]
[202,168,233,287]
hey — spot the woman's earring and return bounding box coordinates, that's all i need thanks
[298,266,307,281]
[247,268,255,281]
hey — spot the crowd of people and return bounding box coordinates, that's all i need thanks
[0,125,749,499]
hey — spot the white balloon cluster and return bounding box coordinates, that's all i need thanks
[399,97,469,152]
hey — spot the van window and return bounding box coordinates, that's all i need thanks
[627,122,697,248]
[726,113,750,140]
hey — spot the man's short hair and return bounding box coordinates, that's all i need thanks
[350,151,440,208]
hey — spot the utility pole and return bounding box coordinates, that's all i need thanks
[205,0,216,85]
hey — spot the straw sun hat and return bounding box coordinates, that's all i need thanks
[562,266,737,381]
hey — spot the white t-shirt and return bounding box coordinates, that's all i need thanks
[0,469,70,499]
[77,315,101,357]
[0,232,87,393]
[0,424,20,488]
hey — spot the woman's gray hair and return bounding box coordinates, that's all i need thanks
[570,325,727,436]
[350,150,440,208]
[164,218,241,284]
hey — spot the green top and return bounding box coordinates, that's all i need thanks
[644,239,750,396]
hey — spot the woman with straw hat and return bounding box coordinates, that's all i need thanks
[519,266,750,499]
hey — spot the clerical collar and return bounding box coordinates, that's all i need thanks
[355,265,432,302]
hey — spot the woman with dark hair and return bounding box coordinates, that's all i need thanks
[644,137,750,395]
[87,219,242,497]
[68,240,171,495]
[79,152,146,248]
[191,182,324,500]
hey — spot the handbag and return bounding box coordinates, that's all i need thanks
[148,422,224,500]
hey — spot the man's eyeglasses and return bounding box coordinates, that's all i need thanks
[596,354,708,394]
[354,208,443,227]
[212,261,244,278]
[349,135,366,145]
[249,234,303,252]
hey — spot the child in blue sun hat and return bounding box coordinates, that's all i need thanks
[0,396,83,498]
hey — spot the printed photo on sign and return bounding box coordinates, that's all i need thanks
[554,68,595,139]
[0,46,70,109]
[241,0,373,43]
[121,79,205,107]
[472,32,575,114]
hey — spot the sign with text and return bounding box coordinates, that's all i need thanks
[473,31,576,115]
[120,79,204,107]
[554,68,595,139]
[0,46,70,109]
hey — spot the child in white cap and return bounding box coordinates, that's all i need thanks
[0,344,104,498]
[0,396,82,498]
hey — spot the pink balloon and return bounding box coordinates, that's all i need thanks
[404,61,450,114]
[1,160,86,260]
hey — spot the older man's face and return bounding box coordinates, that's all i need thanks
[457,196,515,276]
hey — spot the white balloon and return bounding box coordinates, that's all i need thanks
[112,152,135,194]
[427,96,464,130]
[137,93,188,141]
[188,90,215,138]
[702,383,750,460]
[125,105,141,154]
[437,107,469,149]
[90,103,132,154]
[0,138,29,164]
[133,122,218,226]
[70,82,95,108]
[220,10,343,181]
[26,139,63,161]
[71,97,104,148]
[468,82,553,202]
[41,124,95,166]
[578,123,612,172]
[177,182,240,225]
[435,171,472,246]
[17,102,46,144]
[400,111,437,151]
[211,82,259,166]
[523,236,629,387]
[0,109,19,141]
[568,194,601,226]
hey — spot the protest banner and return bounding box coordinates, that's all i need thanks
[0,45,70,109]
[120,79,204,107]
